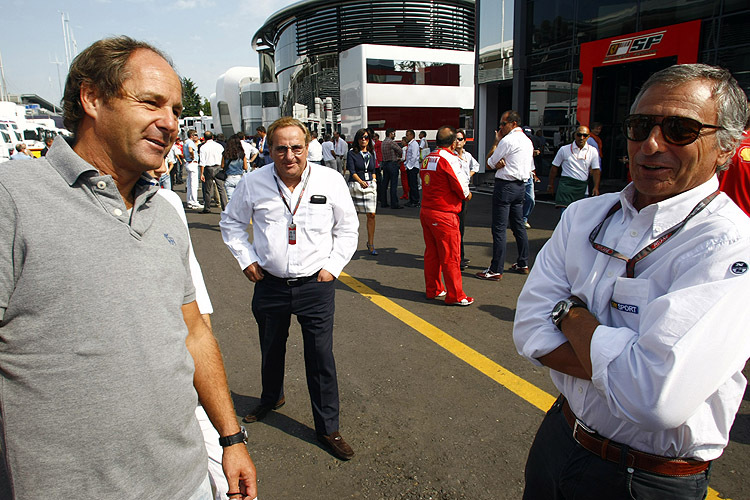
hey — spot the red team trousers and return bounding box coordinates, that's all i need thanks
[420,207,467,303]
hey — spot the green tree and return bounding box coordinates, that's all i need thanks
[201,98,212,116]
[181,77,202,117]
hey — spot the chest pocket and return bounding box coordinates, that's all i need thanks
[305,203,334,233]
[609,277,649,332]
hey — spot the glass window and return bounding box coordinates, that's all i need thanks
[366,59,460,86]
[259,52,277,84]
[529,0,575,52]
[262,92,279,108]
[716,45,750,96]
[638,0,719,31]
[367,107,461,130]
[723,0,750,15]
[529,49,576,76]
[575,0,636,44]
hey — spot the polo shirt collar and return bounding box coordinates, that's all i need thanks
[45,136,98,186]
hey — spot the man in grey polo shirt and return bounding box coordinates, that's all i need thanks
[0,37,256,500]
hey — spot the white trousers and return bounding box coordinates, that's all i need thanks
[186,162,200,205]
[195,406,229,500]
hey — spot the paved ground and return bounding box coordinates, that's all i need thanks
[183,179,749,500]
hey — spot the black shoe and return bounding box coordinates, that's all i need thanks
[242,397,286,423]
[317,431,354,460]
[202,209,212,213]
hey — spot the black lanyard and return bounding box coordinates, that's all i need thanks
[589,190,720,278]
[273,168,311,224]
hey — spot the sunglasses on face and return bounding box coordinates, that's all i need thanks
[623,114,724,146]
[360,135,369,140]
[575,133,589,138]
[273,144,305,156]
[456,137,465,141]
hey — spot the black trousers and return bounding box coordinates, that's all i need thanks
[382,160,400,207]
[251,277,339,435]
[407,167,420,204]
[523,397,711,500]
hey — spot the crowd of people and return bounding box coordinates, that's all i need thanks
[1,33,750,500]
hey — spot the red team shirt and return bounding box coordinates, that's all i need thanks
[719,131,750,217]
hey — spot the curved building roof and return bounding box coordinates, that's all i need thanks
[252,0,475,56]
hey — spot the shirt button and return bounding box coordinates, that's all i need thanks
[96,181,107,189]
[630,230,638,237]
[113,208,123,217]
[607,271,614,277]
[578,386,583,394]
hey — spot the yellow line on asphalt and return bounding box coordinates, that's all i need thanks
[338,271,727,500]
[338,272,555,411]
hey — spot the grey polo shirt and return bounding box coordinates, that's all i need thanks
[0,138,206,499]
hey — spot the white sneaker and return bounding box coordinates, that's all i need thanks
[430,290,447,300]
[447,297,474,306]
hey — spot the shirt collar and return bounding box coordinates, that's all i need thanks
[620,176,720,236]
[45,137,98,186]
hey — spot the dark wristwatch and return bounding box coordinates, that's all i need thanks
[219,426,247,447]
[551,298,587,329]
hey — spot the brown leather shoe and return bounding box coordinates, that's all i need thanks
[242,397,285,423]
[317,431,354,460]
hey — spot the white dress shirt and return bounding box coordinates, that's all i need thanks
[241,141,259,163]
[220,163,359,278]
[552,142,601,181]
[334,137,348,157]
[307,139,323,162]
[487,127,534,182]
[457,150,480,179]
[513,177,750,460]
[405,139,420,170]
[199,140,224,167]
[321,141,335,161]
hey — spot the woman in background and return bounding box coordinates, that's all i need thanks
[221,135,248,202]
[346,128,379,255]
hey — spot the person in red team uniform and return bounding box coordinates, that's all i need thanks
[419,126,474,306]
[718,129,750,217]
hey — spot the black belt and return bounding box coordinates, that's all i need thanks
[560,396,709,477]
[261,269,320,287]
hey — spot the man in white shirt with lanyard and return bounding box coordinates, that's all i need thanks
[476,110,533,280]
[220,117,359,461]
[547,125,601,212]
[513,64,750,499]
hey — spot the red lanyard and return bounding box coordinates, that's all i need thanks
[589,190,720,278]
[273,168,311,223]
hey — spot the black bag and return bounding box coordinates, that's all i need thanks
[215,169,227,181]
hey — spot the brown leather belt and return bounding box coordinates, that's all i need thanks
[561,397,709,477]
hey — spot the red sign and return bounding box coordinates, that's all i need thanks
[577,20,701,125]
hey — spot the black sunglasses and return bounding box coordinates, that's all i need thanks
[575,133,589,138]
[456,137,465,141]
[623,114,724,146]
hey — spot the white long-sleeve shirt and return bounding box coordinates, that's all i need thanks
[513,177,750,460]
[487,127,534,182]
[405,139,420,170]
[220,163,359,278]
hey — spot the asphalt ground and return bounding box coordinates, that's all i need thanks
[182,178,749,500]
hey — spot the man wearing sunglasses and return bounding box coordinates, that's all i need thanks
[547,125,601,212]
[513,64,750,499]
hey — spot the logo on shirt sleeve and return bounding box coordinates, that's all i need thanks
[730,262,748,275]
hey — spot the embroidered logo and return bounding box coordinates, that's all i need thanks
[730,262,748,275]
[610,300,639,314]
[163,233,176,246]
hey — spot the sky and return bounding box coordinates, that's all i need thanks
[1,0,300,107]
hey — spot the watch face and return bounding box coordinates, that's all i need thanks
[551,299,570,326]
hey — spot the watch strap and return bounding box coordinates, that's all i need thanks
[219,427,247,447]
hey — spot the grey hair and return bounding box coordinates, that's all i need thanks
[631,64,749,170]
